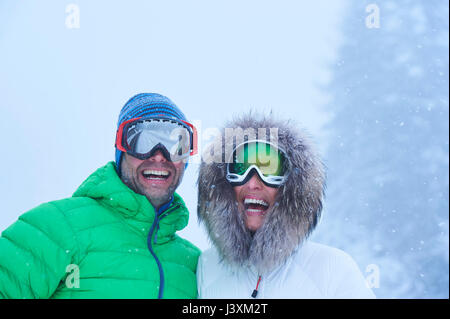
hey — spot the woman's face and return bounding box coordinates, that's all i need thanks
[233,173,279,232]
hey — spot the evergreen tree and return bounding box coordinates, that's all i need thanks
[312,0,449,298]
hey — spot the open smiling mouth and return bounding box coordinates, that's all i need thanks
[243,197,270,216]
[142,169,171,181]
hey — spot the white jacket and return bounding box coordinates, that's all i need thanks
[197,241,376,299]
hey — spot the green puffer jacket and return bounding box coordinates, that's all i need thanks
[0,162,200,298]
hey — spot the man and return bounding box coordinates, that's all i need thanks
[196,112,375,298]
[0,93,200,298]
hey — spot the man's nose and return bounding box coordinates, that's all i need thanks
[246,172,264,190]
[148,150,168,162]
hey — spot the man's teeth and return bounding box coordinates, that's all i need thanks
[143,170,169,177]
[244,198,269,207]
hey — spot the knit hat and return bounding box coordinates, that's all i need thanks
[115,93,188,174]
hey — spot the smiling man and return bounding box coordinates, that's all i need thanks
[120,150,186,209]
[0,93,200,299]
[196,112,376,299]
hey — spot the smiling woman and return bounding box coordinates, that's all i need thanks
[196,112,376,299]
[233,175,278,232]
[226,139,288,231]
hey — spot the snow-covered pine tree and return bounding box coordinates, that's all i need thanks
[312,0,449,298]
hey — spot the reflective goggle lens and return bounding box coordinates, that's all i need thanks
[122,118,192,161]
[229,141,286,177]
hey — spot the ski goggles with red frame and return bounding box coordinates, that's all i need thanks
[115,116,198,162]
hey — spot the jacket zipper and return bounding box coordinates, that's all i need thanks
[251,274,262,298]
[153,204,179,244]
[147,202,180,299]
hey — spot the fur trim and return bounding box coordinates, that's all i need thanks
[197,111,326,273]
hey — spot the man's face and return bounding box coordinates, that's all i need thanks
[120,150,186,209]
[233,173,279,232]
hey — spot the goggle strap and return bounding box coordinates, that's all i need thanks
[181,119,198,156]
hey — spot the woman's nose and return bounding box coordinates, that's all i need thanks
[246,172,264,190]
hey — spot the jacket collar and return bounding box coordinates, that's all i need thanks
[73,162,189,232]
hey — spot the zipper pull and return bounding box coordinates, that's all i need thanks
[251,275,262,298]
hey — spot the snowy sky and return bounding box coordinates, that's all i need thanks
[0,1,347,250]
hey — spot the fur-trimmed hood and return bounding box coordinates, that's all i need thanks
[197,112,326,274]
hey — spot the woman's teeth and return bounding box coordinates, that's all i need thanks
[243,197,269,215]
[244,198,269,207]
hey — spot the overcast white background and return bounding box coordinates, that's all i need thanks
[0,0,344,245]
[1,1,448,298]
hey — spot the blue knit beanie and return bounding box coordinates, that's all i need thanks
[115,93,188,174]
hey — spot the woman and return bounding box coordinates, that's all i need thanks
[196,112,375,299]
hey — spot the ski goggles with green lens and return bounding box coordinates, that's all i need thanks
[115,116,198,162]
[226,140,289,187]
